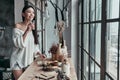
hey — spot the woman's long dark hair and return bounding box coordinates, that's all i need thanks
[22,5,39,44]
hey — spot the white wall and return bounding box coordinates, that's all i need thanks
[44,0,59,55]
[14,0,24,23]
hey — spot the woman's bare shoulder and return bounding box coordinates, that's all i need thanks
[15,22,22,28]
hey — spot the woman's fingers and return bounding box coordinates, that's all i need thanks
[36,52,46,59]
[28,23,35,30]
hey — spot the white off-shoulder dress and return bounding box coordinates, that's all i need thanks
[10,28,40,70]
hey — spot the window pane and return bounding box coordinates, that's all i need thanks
[95,65,100,80]
[83,24,89,80]
[90,24,95,57]
[107,0,119,19]
[106,22,118,80]
[95,23,101,64]
[84,51,89,80]
[84,0,89,22]
[96,0,102,20]
[79,3,82,23]
[83,24,89,52]
[90,61,100,80]
[90,0,95,21]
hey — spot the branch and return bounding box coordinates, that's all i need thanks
[63,0,71,11]
[48,0,71,21]
[48,0,59,21]
[48,0,56,8]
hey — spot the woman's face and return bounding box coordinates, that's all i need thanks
[22,7,35,21]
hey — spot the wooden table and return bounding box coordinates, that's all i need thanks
[18,58,77,80]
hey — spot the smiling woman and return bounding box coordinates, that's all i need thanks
[10,5,46,80]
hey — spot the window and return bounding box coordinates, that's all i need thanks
[106,22,119,80]
[78,0,120,80]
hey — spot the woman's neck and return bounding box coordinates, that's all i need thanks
[22,20,31,26]
[19,20,31,31]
